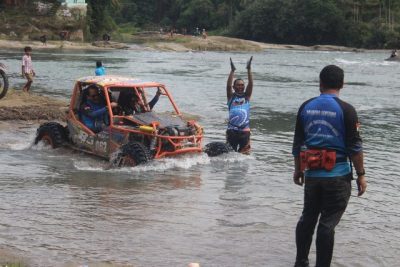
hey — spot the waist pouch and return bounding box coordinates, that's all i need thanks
[300,149,337,171]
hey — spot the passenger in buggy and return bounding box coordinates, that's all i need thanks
[118,89,161,115]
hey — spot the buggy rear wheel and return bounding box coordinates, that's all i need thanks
[112,142,151,167]
[204,141,231,157]
[0,70,9,100]
[34,122,66,148]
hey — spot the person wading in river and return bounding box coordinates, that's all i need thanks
[21,46,35,92]
[226,56,253,154]
[292,65,367,267]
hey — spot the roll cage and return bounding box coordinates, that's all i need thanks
[67,76,203,159]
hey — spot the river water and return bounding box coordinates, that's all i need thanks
[0,48,399,267]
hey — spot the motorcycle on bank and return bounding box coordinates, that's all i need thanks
[0,62,9,99]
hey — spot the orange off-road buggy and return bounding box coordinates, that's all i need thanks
[34,76,229,166]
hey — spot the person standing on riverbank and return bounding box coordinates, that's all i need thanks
[95,61,106,76]
[202,29,207,39]
[21,46,35,92]
[39,35,47,46]
[226,56,253,154]
[292,65,367,267]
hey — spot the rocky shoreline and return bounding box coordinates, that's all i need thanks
[0,35,368,52]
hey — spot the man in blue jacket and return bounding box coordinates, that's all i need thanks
[292,65,367,267]
[80,85,117,133]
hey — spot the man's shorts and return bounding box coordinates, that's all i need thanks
[25,73,34,82]
[226,129,251,154]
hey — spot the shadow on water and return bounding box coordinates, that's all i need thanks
[272,63,316,69]
[223,163,250,194]
[156,68,209,76]
[346,81,369,86]
[57,170,202,192]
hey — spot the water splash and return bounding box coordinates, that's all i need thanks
[72,152,250,173]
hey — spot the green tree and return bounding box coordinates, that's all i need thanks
[82,0,400,48]
[291,0,347,45]
[177,0,215,29]
[230,0,348,45]
[87,0,117,37]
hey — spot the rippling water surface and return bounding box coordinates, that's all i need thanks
[0,48,399,266]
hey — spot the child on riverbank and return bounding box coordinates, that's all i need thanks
[21,46,35,92]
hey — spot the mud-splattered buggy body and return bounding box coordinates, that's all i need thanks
[35,75,204,166]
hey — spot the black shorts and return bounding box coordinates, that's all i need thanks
[226,129,251,154]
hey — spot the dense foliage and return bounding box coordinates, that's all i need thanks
[1,0,399,48]
[228,0,400,48]
[94,0,400,48]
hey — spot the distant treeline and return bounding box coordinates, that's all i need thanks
[4,0,398,48]
[90,0,400,48]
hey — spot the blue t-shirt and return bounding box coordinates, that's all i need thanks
[95,66,106,76]
[292,93,362,178]
[227,94,250,131]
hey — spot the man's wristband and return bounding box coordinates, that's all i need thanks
[356,169,365,177]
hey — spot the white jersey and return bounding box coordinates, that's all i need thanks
[22,55,33,74]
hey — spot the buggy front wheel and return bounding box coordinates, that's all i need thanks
[111,142,151,167]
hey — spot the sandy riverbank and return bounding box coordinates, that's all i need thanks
[0,90,68,121]
[0,34,366,52]
[0,39,105,51]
